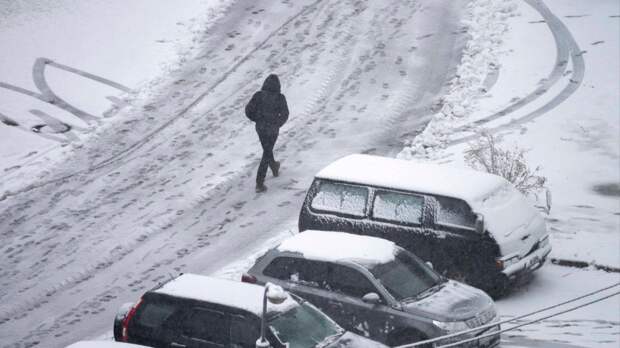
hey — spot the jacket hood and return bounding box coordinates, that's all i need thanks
[262,74,281,93]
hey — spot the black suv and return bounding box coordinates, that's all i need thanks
[299,154,551,296]
[113,273,386,348]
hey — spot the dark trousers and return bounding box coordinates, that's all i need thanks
[256,130,279,186]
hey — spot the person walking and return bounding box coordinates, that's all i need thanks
[245,74,289,193]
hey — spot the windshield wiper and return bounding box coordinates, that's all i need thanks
[402,282,445,303]
[419,282,445,299]
[316,331,345,348]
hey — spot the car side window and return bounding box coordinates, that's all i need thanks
[311,181,368,217]
[230,314,260,348]
[183,307,229,346]
[435,196,476,229]
[327,264,380,300]
[263,257,329,289]
[372,190,424,225]
[134,297,178,329]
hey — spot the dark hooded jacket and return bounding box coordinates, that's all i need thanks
[245,74,289,134]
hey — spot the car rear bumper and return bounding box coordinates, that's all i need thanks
[501,241,551,280]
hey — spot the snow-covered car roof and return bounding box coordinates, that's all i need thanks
[277,230,397,265]
[154,274,297,316]
[315,154,507,203]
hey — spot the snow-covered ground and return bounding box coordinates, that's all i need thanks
[0,0,467,346]
[0,0,229,189]
[398,0,620,346]
[0,0,618,347]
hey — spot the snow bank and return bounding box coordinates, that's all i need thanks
[398,0,517,159]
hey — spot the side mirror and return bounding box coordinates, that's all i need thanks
[475,213,485,234]
[258,283,287,348]
[266,284,287,305]
[256,339,272,348]
[425,261,434,270]
[362,292,381,305]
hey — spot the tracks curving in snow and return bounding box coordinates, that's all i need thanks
[450,0,585,145]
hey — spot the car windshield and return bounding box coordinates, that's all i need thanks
[268,301,343,348]
[369,250,442,301]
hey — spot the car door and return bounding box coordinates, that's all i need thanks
[127,293,186,347]
[260,256,333,315]
[369,189,435,262]
[260,256,394,341]
[429,195,499,282]
[323,263,394,341]
[176,306,230,348]
[229,313,261,348]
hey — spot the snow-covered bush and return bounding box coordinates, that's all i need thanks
[465,132,546,195]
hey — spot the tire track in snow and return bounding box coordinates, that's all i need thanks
[0,1,466,346]
[0,0,382,341]
[449,0,585,145]
[0,0,323,203]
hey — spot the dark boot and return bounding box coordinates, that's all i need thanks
[272,161,281,177]
[255,184,267,193]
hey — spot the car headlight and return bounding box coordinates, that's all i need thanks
[496,255,520,269]
[432,319,469,333]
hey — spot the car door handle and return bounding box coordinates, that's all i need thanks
[170,343,186,348]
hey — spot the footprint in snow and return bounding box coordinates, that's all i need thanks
[416,33,434,40]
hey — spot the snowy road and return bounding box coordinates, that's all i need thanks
[1,0,618,347]
[0,0,466,346]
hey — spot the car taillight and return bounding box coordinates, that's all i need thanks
[121,298,143,342]
[241,273,257,284]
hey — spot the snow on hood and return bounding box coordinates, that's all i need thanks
[403,280,493,322]
[470,182,547,256]
[325,332,389,348]
[277,230,397,265]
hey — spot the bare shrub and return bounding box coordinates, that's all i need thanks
[465,132,547,195]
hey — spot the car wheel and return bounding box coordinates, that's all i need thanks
[487,274,510,299]
[387,330,429,347]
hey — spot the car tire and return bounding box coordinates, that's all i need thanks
[387,330,429,347]
[487,274,510,299]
